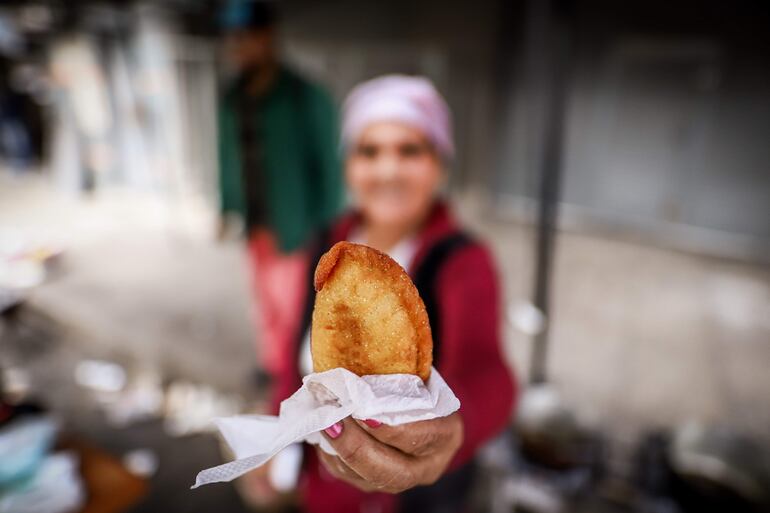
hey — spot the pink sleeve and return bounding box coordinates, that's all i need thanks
[269,258,312,415]
[435,244,517,468]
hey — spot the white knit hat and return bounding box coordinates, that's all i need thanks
[341,75,454,159]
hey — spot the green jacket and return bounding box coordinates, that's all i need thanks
[218,67,343,252]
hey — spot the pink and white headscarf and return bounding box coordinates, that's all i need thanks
[341,75,454,160]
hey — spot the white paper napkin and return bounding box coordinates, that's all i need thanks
[193,367,460,488]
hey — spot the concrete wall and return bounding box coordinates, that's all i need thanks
[495,0,770,262]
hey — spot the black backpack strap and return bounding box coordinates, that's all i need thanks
[296,230,473,370]
[401,231,477,513]
[295,226,332,353]
[400,234,477,513]
[411,231,473,367]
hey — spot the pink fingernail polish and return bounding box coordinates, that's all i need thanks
[364,419,382,428]
[324,422,343,439]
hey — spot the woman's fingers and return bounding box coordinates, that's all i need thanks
[317,448,360,481]
[357,413,464,486]
[316,450,379,493]
[353,414,460,457]
[321,417,419,492]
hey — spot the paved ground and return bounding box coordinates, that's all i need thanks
[0,305,250,513]
[2,173,769,510]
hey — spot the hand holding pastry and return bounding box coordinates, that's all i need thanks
[318,413,463,493]
[310,242,462,493]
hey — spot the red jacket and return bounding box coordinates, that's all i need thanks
[270,202,517,513]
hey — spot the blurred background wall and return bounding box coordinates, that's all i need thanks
[8,0,766,259]
[278,0,770,263]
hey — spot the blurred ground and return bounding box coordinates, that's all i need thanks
[1,172,255,512]
[1,307,250,513]
[2,172,769,509]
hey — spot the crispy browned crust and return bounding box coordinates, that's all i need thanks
[312,241,433,382]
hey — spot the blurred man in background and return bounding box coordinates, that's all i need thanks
[218,0,343,378]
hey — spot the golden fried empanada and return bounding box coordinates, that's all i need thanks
[311,242,432,382]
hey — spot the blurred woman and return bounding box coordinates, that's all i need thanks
[254,75,516,513]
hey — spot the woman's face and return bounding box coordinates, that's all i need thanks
[346,122,444,231]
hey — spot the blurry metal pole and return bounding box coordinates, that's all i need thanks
[529,0,573,385]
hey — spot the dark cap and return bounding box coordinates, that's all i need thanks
[220,0,277,31]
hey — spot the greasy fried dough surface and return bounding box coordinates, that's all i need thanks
[311,242,432,382]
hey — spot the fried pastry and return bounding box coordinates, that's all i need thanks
[311,242,432,382]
